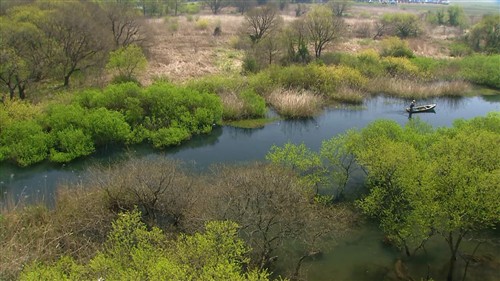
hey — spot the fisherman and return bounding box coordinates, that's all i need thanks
[409,100,416,112]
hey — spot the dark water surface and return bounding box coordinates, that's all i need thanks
[1,94,499,280]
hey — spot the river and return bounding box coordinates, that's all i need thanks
[1,94,499,280]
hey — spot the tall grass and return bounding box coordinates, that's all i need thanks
[367,77,472,98]
[267,88,323,119]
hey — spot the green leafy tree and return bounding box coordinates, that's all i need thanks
[447,4,468,28]
[304,5,345,58]
[355,117,500,281]
[106,44,147,82]
[466,14,500,54]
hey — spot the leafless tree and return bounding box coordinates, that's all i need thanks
[243,4,283,44]
[43,1,112,87]
[103,2,150,48]
[203,0,230,15]
[197,163,356,275]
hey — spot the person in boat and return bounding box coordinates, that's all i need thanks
[409,100,416,112]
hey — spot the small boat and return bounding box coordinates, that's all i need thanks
[406,103,436,113]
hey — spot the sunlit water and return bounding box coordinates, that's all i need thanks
[1,94,499,280]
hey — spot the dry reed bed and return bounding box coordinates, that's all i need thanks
[267,88,323,118]
[367,78,472,98]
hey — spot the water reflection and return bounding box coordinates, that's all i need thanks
[279,118,320,138]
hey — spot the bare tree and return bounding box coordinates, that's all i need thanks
[243,4,283,44]
[233,0,257,14]
[103,2,149,48]
[43,1,112,87]
[197,163,355,275]
[305,5,345,58]
[328,0,353,17]
[203,0,230,15]
[90,158,199,230]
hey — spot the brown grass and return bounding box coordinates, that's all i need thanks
[267,88,323,119]
[367,77,472,98]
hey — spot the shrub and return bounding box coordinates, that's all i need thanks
[151,127,191,148]
[0,120,52,166]
[380,37,414,58]
[86,108,131,145]
[240,89,266,118]
[459,55,500,89]
[381,13,421,38]
[180,2,201,14]
[381,57,419,78]
[466,15,500,54]
[49,128,95,162]
[194,18,210,30]
[356,49,385,78]
[449,42,473,57]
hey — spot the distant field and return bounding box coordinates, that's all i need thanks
[355,1,499,18]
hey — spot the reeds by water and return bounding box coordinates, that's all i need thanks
[267,88,323,119]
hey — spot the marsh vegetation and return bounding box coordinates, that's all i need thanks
[1,0,499,280]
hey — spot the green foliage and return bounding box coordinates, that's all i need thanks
[267,142,324,192]
[143,82,222,133]
[180,2,201,14]
[380,37,415,58]
[447,5,468,28]
[381,57,419,79]
[381,13,421,38]
[20,210,272,281]
[49,128,95,163]
[151,127,191,148]
[448,42,473,57]
[0,120,51,166]
[106,44,147,82]
[86,108,131,145]
[240,88,266,118]
[458,54,500,88]
[466,14,500,54]
[352,117,500,279]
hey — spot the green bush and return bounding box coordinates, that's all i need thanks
[49,128,95,162]
[459,55,500,89]
[356,49,385,78]
[382,57,419,78]
[180,2,201,14]
[0,120,52,166]
[242,55,259,74]
[449,42,473,57]
[381,13,421,38]
[240,88,266,118]
[86,108,131,145]
[151,127,191,148]
[44,104,88,132]
[380,37,414,58]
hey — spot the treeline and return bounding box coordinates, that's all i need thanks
[0,0,150,99]
[1,114,498,280]
[0,82,222,166]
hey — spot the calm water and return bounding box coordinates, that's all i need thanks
[1,95,498,203]
[1,94,499,280]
